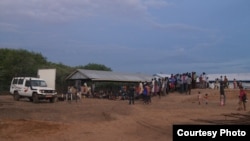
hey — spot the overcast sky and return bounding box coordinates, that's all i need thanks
[0,0,250,75]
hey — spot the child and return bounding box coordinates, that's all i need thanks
[198,91,202,105]
[238,86,247,111]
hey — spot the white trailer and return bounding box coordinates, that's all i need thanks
[37,69,56,90]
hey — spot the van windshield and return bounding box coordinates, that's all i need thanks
[31,80,47,87]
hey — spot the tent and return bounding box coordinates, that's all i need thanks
[153,73,171,79]
[206,73,250,82]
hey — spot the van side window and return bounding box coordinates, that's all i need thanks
[25,80,30,87]
[18,79,24,85]
[13,79,18,84]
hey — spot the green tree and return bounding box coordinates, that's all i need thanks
[76,63,112,71]
[0,48,112,93]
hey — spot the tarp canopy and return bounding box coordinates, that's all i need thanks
[66,69,153,82]
[207,73,250,82]
[153,73,171,79]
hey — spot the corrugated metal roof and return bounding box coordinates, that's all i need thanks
[66,69,153,82]
[67,70,250,83]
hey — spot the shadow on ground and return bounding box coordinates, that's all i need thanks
[192,112,250,125]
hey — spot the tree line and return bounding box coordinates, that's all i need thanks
[0,48,112,94]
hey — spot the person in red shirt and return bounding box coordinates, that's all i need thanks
[238,86,247,111]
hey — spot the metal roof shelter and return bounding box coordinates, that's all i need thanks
[66,69,153,82]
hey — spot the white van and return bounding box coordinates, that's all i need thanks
[9,77,57,103]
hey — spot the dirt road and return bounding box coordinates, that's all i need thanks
[0,89,249,141]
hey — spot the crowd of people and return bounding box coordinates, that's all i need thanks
[123,71,201,105]
[65,71,247,111]
[125,71,247,111]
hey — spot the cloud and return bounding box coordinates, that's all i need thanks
[0,0,95,22]
[150,22,212,33]
[144,0,171,8]
[0,0,169,23]
[0,22,19,32]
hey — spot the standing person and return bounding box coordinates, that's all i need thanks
[69,86,77,102]
[121,85,127,100]
[146,83,151,104]
[186,75,192,95]
[178,74,182,93]
[224,76,229,89]
[220,80,226,106]
[162,77,166,96]
[204,93,208,104]
[139,81,143,95]
[214,78,219,90]
[142,83,148,104]
[162,77,168,95]
[154,78,158,96]
[81,83,88,97]
[169,74,175,92]
[233,79,237,89]
[191,72,197,89]
[128,85,135,105]
[238,86,247,111]
[157,78,162,98]
[67,86,72,101]
[202,72,207,89]
[165,77,170,95]
[91,82,95,96]
[206,77,209,88]
[151,79,155,96]
[183,73,187,92]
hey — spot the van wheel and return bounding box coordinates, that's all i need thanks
[32,93,39,103]
[28,98,33,102]
[13,92,20,101]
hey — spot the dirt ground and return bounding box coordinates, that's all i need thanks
[0,88,249,141]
